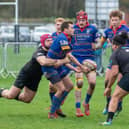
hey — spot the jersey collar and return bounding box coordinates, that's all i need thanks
[110,25,121,34]
[63,32,72,42]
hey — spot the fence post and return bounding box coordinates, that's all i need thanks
[14,24,20,54]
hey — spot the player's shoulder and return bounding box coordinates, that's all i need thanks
[58,33,67,40]
[52,32,57,36]
[89,24,98,32]
[51,33,67,47]
[121,25,129,31]
[90,24,97,29]
[73,24,78,28]
[35,46,46,55]
[104,27,112,33]
[32,46,47,59]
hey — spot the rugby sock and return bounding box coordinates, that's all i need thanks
[76,102,81,108]
[0,88,5,97]
[50,95,60,113]
[106,112,114,122]
[60,91,68,103]
[75,86,81,108]
[85,93,91,104]
[49,92,55,103]
[106,96,111,109]
[117,101,122,110]
[14,93,20,101]
[57,91,69,109]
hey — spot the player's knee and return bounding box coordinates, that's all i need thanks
[89,83,96,90]
[57,87,65,95]
[76,78,83,88]
[66,83,74,91]
[75,86,82,91]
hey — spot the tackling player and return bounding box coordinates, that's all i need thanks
[0,34,69,104]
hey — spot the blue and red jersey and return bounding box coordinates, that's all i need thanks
[72,24,99,62]
[47,32,72,59]
[52,32,59,41]
[42,32,72,83]
[103,24,129,46]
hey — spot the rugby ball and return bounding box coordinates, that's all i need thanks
[82,59,97,71]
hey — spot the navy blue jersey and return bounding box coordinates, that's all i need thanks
[72,24,99,59]
[47,33,72,59]
[22,46,47,76]
[52,32,58,41]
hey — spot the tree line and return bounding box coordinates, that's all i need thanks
[0,0,84,19]
[0,0,128,20]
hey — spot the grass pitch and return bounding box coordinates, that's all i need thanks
[0,76,129,129]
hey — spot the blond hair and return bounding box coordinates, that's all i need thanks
[55,17,65,23]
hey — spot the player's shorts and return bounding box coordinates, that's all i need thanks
[42,65,70,84]
[118,73,129,92]
[14,69,42,92]
[73,55,95,66]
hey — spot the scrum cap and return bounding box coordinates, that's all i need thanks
[76,10,88,20]
[40,34,52,47]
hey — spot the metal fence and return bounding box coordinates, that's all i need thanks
[0,42,112,78]
[0,42,38,78]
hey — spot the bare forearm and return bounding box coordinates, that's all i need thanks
[65,63,76,71]
[67,53,82,68]
[107,74,117,88]
[37,56,57,66]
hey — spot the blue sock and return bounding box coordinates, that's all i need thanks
[85,93,91,104]
[76,102,81,108]
[49,92,55,103]
[117,101,122,110]
[50,95,60,113]
[60,91,68,103]
[57,91,69,109]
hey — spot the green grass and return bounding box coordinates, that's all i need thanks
[0,76,129,129]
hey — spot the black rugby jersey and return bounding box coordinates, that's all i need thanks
[21,46,47,76]
[110,46,129,75]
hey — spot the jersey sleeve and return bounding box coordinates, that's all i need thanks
[59,39,71,53]
[33,49,46,59]
[93,27,101,43]
[102,29,108,39]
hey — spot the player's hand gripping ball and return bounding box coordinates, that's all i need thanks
[82,59,97,73]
